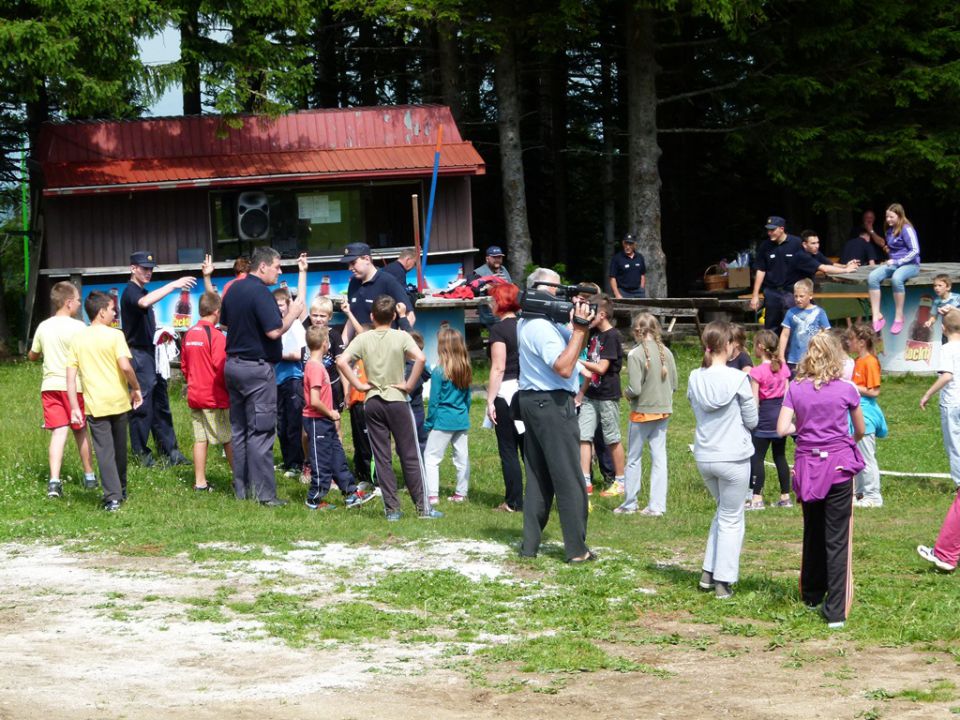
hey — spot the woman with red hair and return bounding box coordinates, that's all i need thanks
[486,283,524,511]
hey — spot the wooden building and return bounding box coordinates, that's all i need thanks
[31,105,485,324]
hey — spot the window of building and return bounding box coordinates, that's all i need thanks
[209,181,420,260]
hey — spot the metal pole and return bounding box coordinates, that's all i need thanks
[420,125,443,277]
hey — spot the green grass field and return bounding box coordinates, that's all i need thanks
[2,342,959,674]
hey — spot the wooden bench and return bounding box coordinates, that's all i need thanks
[610,301,703,342]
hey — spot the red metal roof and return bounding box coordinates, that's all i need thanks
[38,106,484,197]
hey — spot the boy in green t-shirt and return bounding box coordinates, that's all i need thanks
[338,295,440,521]
[66,291,143,511]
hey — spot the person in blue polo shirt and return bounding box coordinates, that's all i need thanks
[517,267,596,563]
[750,216,803,331]
[342,242,413,337]
[609,234,646,298]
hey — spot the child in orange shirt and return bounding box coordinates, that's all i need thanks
[847,323,888,508]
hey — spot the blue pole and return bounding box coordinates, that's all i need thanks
[421,126,443,275]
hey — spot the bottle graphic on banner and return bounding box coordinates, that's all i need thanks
[320,275,330,296]
[174,290,192,329]
[109,288,120,329]
[905,294,934,365]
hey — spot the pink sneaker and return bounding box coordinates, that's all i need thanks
[891,319,904,334]
[872,317,885,333]
[448,493,467,503]
[428,496,439,505]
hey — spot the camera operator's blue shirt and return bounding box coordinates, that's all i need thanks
[518,318,580,393]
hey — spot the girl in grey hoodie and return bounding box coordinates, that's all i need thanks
[687,321,759,599]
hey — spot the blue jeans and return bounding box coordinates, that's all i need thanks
[867,263,919,293]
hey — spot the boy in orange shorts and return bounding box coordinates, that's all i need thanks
[28,281,96,498]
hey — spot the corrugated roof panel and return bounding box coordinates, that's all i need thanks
[42,141,484,195]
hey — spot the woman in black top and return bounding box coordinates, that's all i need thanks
[486,283,524,511]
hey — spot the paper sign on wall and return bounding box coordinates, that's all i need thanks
[298,194,341,224]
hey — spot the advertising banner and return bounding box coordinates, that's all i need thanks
[80,262,463,332]
[876,285,945,374]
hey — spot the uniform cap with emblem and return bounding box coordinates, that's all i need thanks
[764,216,786,230]
[622,233,637,244]
[130,250,157,268]
[485,245,505,257]
[339,242,372,264]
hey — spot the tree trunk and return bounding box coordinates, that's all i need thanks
[600,45,616,292]
[180,0,202,115]
[825,207,849,256]
[437,20,462,122]
[626,6,666,297]
[312,8,340,108]
[358,20,378,106]
[495,31,533,281]
[537,50,568,266]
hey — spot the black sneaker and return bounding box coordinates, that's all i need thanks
[166,450,192,467]
[102,500,122,512]
[135,453,155,468]
[260,498,288,508]
[46,481,63,499]
[82,475,98,490]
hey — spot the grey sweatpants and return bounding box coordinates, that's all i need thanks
[88,413,128,504]
[698,458,750,584]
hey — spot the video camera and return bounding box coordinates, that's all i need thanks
[519,282,599,325]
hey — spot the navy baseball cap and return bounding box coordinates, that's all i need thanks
[622,233,637,244]
[130,251,157,268]
[485,245,505,256]
[765,216,786,230]
[340,242,372,264]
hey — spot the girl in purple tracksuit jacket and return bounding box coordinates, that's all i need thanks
[867,203,921,335]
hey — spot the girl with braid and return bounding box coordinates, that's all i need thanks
[746,330,793,510]
[615,313,678,516]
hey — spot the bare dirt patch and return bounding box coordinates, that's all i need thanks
[0,542,955,720]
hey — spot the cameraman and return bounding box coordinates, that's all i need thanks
[517,268,596,563]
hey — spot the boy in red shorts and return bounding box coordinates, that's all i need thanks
[28,281,96,498]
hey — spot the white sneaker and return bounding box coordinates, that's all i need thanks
[853,498,883,508]
[639,507,664,517]
[827,620,845,630]
[917,544,956,572]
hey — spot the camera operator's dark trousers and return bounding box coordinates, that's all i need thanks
[518,390,589,561]
[129,348,179,461]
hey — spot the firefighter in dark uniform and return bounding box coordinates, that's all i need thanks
[609,234,646,298]
[750,216,803,331]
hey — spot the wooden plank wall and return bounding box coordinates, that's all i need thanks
[43,190,209,268]
[42,176,477,270]
[431,177,473,252]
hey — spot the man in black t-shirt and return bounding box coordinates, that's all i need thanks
[786,230,859,286]
[221,247,306,505]
[120,251,196,467]
[575,297,626,496]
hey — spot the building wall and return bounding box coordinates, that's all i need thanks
[42,177,474,271]
[43,189,209,268]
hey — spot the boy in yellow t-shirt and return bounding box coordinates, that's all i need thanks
[66,291,143,511]
[28,281,96,498]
